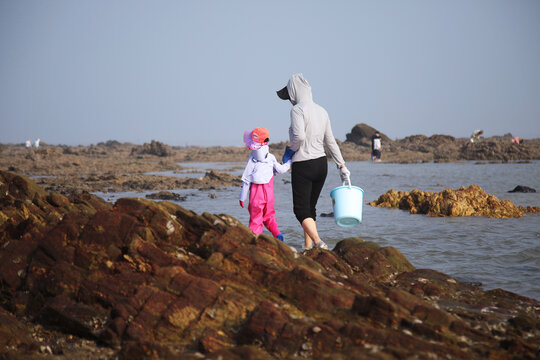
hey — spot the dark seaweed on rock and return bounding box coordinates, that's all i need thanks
[146,191,187,201]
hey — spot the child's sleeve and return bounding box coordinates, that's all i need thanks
[239,181,250,202]
[239,158,254,202]
[273,155,292,174]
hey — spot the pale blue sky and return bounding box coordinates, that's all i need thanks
[1,0,539,146]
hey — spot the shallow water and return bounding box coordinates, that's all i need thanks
[95,161,540,300]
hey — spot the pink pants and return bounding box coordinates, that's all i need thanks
[248,177,281,237]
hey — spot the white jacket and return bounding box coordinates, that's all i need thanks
[287,74,345,167]
[239,145,291,202]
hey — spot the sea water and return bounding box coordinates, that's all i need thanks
[96,161,540,300]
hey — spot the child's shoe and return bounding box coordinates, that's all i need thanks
[302,245,313,252]
[315,240,328,249]
[276,234,284,242]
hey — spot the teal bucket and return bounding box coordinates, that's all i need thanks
[330,185,364,227]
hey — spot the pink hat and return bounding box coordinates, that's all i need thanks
[243,127,269,150]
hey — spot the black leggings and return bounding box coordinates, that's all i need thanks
[291,157,328,223]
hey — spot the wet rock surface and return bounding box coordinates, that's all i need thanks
[145,191,187,201]
[1,171,539,359]
[369,184,540,217]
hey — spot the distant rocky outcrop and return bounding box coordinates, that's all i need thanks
[97,140,124,147]
[460,141,536,161]
[340,124,540,162]
[384,134,461,161]
[131,140,173,157]
[509,185,536,193]
[369,184,539,217]
[1,171,539,359]
[345,123,392,146]
[394,134,456,152]
[389,135,539,162]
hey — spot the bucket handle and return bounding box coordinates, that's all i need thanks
[346,174,351,189]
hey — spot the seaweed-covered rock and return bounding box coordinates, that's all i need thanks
[370,184,530,218]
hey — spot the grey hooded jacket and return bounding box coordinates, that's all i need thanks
[286,74,345,167]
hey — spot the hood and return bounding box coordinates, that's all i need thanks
[251,145,269,162]
[287,73,313,105]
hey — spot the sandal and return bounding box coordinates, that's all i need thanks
[315,240,328,249]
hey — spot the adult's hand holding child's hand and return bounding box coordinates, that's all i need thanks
[282,146,295,163]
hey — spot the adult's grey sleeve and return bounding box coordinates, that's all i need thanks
[323,118,345,167]
[289,107,305,152]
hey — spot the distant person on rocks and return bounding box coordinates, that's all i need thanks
[277,73,351,251]
[34,138,40,148]
[371,131,382,162]
[470,130,483,143]
[25,139,32,149]
[511,136,523,144]
[239,127,292,242]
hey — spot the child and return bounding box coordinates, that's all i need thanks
[239,127,292,241]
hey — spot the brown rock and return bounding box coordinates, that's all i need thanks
[0,307,38,353]
[345,123,392,146]
[1,171,539,359]
[333,237,415,281]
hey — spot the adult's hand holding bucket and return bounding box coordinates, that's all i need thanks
[330,177,364,227]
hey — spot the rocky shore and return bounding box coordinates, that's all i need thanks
[1,171,539,359]
[1,126,539,196]
[344,123,540,163]
[0,142,244,195]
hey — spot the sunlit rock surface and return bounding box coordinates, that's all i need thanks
[1,171,539,359]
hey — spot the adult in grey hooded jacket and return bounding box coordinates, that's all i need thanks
[277,73,351,250]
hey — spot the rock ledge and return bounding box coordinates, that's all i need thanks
[1,171,539,359]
